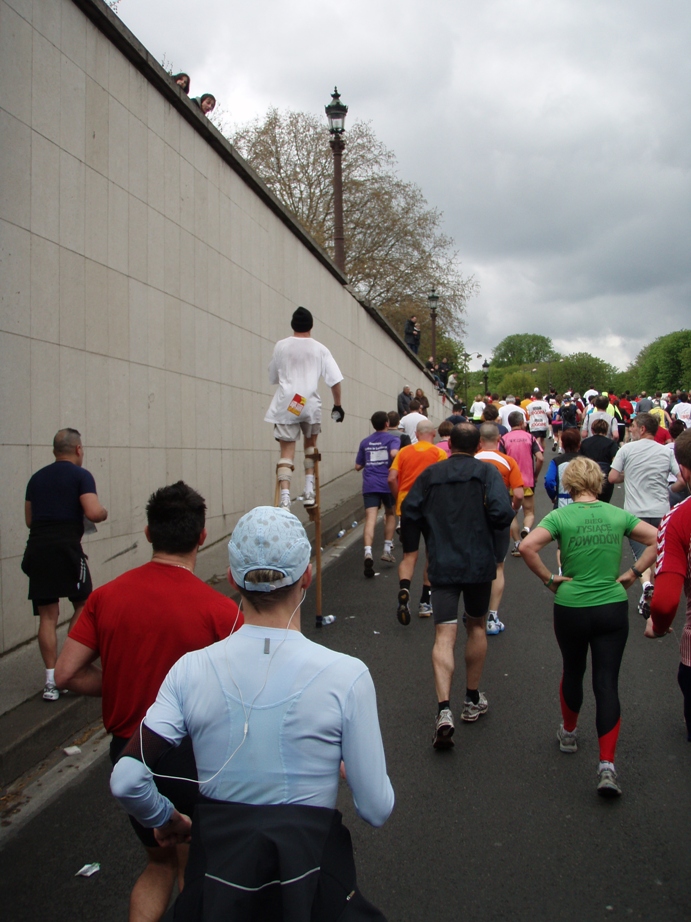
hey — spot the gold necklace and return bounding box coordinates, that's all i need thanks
[151,556,193,572]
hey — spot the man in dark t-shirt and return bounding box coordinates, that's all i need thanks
[22,429,107,700]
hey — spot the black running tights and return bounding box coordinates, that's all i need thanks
[553,601,629,739]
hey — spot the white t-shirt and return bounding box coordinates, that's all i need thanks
[498,404,526,428]
[469,401,486,420]
[671,402,691,428]
[399,412,428,444]
[610,438,680,518]
[526,400,552,433]
[265,336,343,426]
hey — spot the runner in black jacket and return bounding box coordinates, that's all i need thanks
[401,424,514,749]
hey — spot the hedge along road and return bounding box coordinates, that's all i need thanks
[1,475,689,921]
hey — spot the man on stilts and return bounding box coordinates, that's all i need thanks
[265,307,344,509]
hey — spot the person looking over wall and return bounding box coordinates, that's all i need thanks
[192,93,216,115]
[172,72,190,94]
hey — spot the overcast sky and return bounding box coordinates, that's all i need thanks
[116,0,690,373]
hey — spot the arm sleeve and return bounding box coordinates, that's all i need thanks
[508,460,524,490]
[111,660,190,827]
[68,595,99,648]
[544,461,557,500]
[623,511,641,536]
[341,670,394,827]
[268,346,279,385]
[538,510,559,541]
[322,349,344,387]
[650,572,685,635]
[611,446,625,473]
[79,468,97,495]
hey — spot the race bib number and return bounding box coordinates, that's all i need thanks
[288,394,306,417]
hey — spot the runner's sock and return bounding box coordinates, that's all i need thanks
[438,700,450,714]
[384,540,393,554]
[399,579,411,592]
[46,668,55,687]
[420,584,431,604]
[488,610,498,621]
[280,489,290,505]
[304,474,315,494]
[465,688,480,705]
[364,546,372,557]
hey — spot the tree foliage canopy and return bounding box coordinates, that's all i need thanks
[628,330,691,392]
[231,109,476,349]
[491,334,557,368]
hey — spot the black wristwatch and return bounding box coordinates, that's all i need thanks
[631,565,643,579]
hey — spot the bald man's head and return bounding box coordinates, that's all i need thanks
[416,420,437,441]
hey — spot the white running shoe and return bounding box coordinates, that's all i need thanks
[302,490,316,507]
[43,684,59,701]
[557,724,578,753]
[461,692,488,722]
[486,615,505,635]
[597,766,622,798]
[433,708,455,749]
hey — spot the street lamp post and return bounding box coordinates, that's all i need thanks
[482,359,490,394]
[427,288,439,364]
[325,87,348,273]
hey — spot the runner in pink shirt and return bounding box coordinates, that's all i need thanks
[500,411,544,555]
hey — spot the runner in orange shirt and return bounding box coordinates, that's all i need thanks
[388,419,448,623]
[475,423,524,633]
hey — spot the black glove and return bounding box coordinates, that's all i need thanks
[331,405,345,423]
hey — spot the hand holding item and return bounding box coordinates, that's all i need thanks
[331,406,345,423]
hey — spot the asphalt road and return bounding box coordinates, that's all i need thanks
[2,468,689,922]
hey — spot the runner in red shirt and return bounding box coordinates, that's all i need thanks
[56,481,242,921]
[645,429,691,741]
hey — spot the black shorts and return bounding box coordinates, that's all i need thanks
[110,734,198,849]
[363,492,394,510]
[492,526,511,563]
[531,429,548,439]
[431,583,492,625]
[22,522,92,604]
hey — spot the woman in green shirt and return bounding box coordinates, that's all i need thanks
[519,457,657,798]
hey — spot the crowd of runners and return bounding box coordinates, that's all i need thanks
[355,383,691,799]
[19,309,691,919]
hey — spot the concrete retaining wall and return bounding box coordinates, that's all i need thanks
[0,0,445,655]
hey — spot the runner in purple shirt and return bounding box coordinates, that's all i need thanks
[355,411,400,578]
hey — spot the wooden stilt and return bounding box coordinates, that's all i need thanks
[306,451,322,628]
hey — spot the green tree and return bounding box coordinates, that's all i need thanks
[630,330,691,392]
[495,371,538,398]
[558,353,618,395]
[491,334,557,368]
[230,109,477,345]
